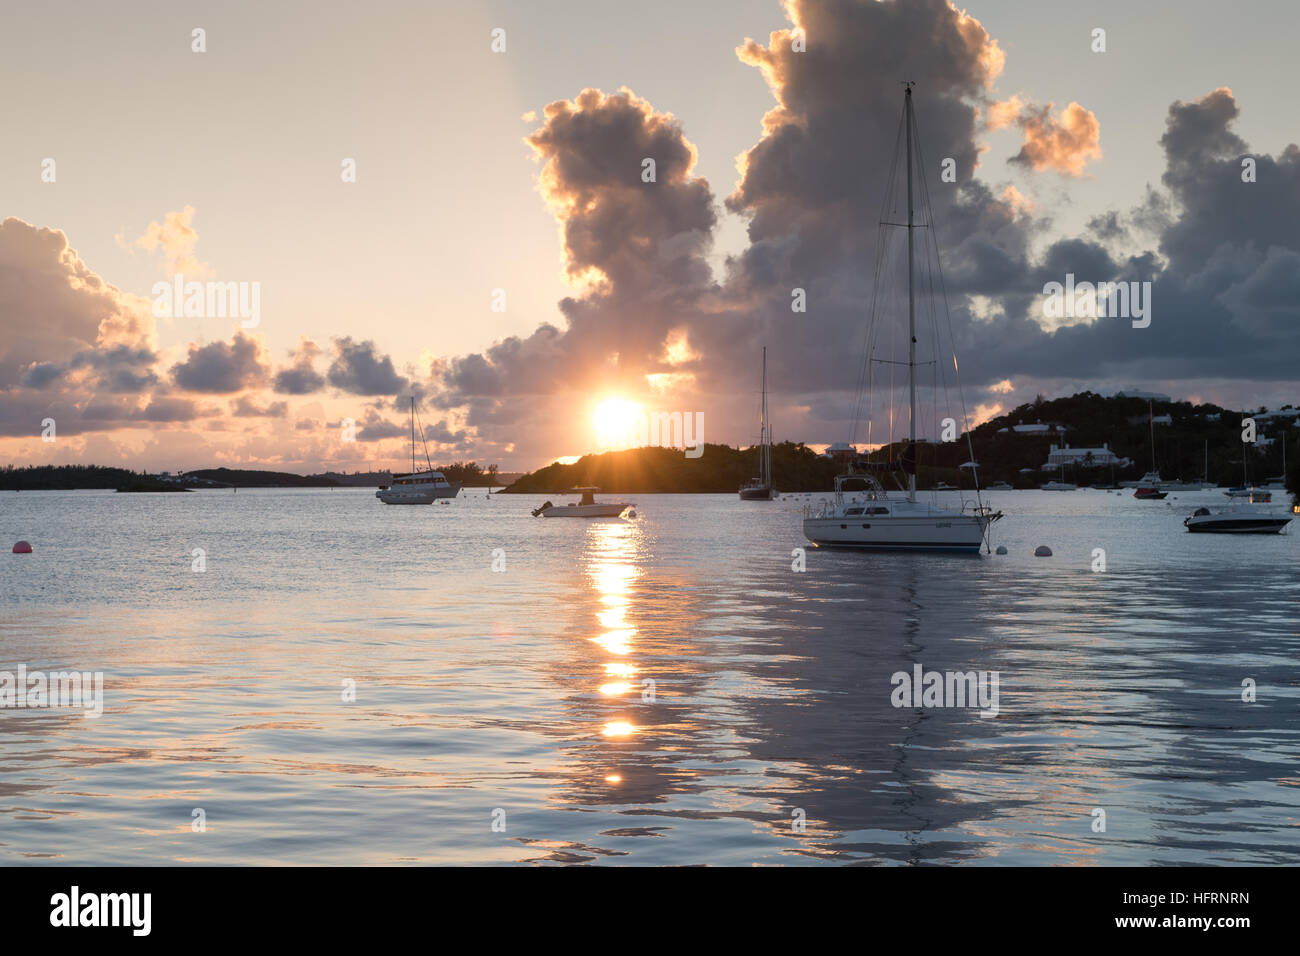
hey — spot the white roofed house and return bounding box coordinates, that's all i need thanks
[1043,443,1128,471]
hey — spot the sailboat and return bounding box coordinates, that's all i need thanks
[802,84,1001,553]
[1133,401,1167,499]
[1224,439,1272,501]
[739,346,776,500]
[375,397,461,504]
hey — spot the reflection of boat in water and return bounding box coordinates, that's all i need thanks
[376,397,461,504]
[1185,500,1292,534]
[802,85,1001,554]
[533,487,634,518]
[739,347,777,500]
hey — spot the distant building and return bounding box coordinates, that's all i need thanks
[1043,443,1128,470]
[827,442,859,461]
[997,422,1060,435]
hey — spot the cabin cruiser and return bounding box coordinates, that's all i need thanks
[1185,499,1292,534]
[1041,480,1077,491]
[532,487,633,518]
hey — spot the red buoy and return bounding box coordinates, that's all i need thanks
[12,541,33,554]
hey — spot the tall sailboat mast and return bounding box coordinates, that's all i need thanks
[761,346,770,487]
[1148,399,1157,474]
[905,82,917,503]
[409,395,416,474]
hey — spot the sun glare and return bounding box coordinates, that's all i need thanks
[593,397,642,449]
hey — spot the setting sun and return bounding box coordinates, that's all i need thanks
[593,397,643,449]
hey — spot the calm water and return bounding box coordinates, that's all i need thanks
[0,487,1296,865]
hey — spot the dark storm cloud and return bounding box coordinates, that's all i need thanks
[327,336,408,396]
[170,332,270,393]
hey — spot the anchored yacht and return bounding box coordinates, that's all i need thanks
[802,85,1001,553]
[376,397,461,504]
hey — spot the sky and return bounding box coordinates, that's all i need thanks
[2,0,1297,473]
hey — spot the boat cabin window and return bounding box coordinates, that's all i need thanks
[843,507,864,515]
[867,507,890,515]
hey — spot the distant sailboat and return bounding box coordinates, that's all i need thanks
[1224,436,1272,502]
[739,347,776,500]
[802,84,1001,553]
[1134,401,1167,499]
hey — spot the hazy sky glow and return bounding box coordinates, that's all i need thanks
[2,0,1297,472]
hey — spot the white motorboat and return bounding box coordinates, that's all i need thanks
[1185,500,1292,534]
[1041,480,1077,491]
[987,481,1013,491]
[376,397,462,504]
[533,487,633,518]
[801,85,1001,554]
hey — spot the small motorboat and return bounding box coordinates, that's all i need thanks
[533,487,633,518]
[1041,480,1077,491]
[1184,502,1293,534]
[1134,485,1167,500]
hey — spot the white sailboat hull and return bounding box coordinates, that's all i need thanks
[376,471,461,504]
[803,512,990,552]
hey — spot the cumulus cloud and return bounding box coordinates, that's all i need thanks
[995,99,1102,176]
[170,332,270,393]
[354,407,408,441]
[0,217,155,389]
[328,337,408,395]
[231,395,288,417]
[119,205,209,277]
[273,338,327,394]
